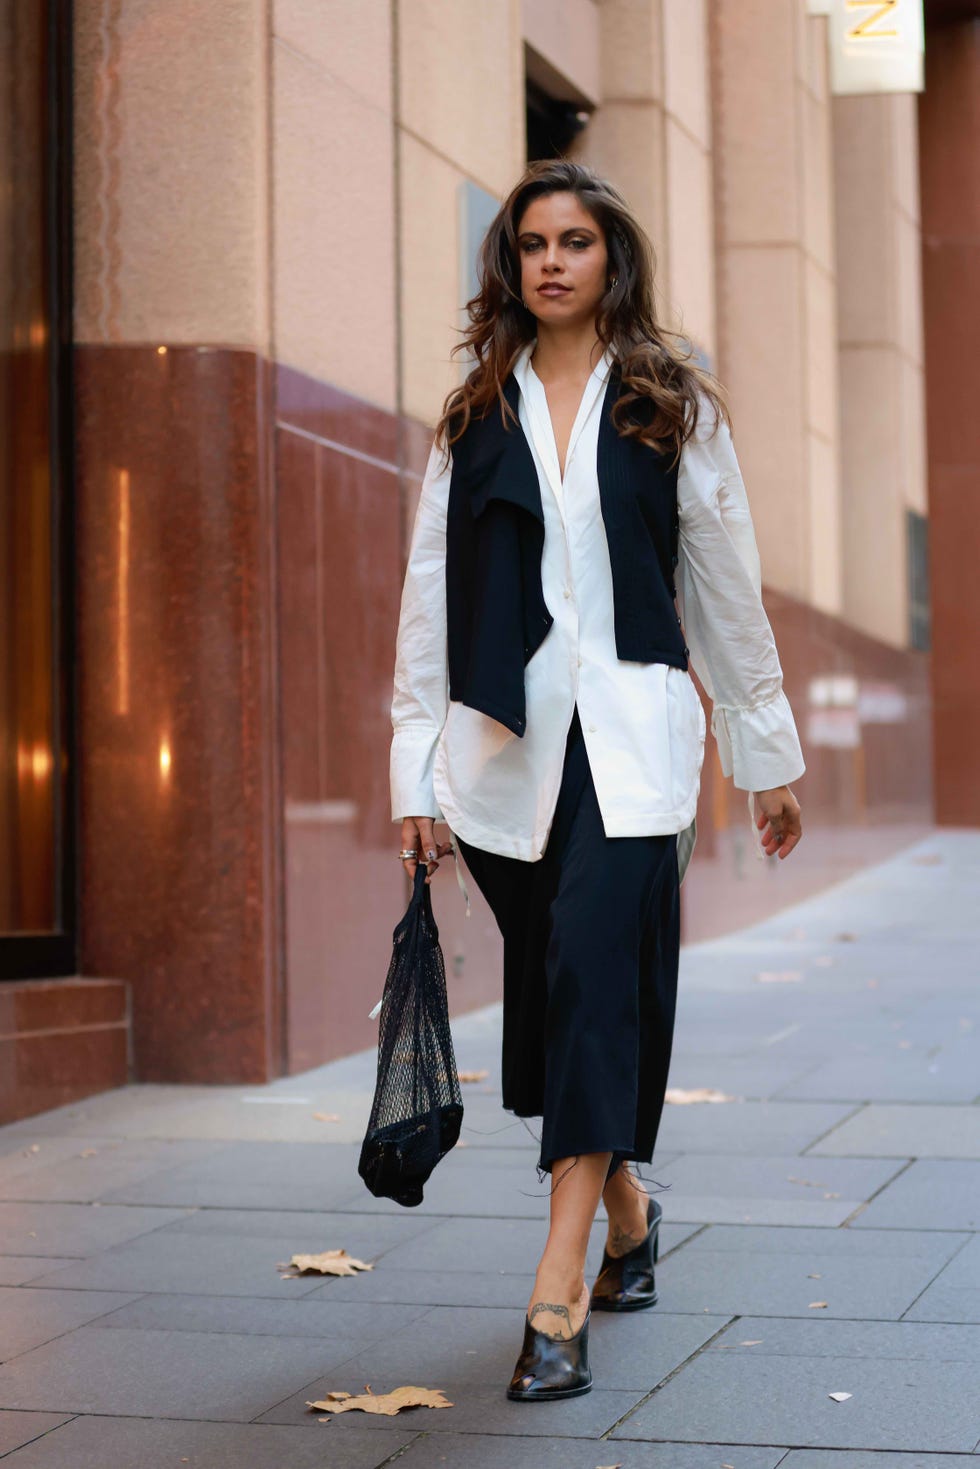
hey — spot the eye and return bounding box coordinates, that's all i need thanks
[568,237,592,250]
[519,239,542,253]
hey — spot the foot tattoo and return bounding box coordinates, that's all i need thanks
[528,1301,572,1340]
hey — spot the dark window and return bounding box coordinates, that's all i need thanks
[0,0,75,977]
[907,509,930,652]
[526,77,591,163]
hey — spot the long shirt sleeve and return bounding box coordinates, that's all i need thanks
[389,440,452,820]
[675,403,806,793]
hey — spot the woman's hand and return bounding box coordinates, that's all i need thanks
[753,785,802,859]
[400,817,454,884]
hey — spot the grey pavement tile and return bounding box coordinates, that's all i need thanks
[780,1455,980,1468]
[0,1139,226,1203]
[98,1141,366,1211]
[0,1288,142,1364]
[157,1205,442,1261]
[903,1234,980,1322]
[0,1259,78,1286]
[705,1314,980,1359]
[655,1241,957,1320]
[92,1292,430,1344]
[655,1101,857,1157]
[851,1160,980,1230]
[0,1412,72,1458]
[808,1104,980,1159]
[612,1351,980,1450]
[258,1381,644,1436]
[649,1154,907,1226]
[682,1225,969,1259]
[27,1230,364,1299]
[0,1324,353,1421]
[0,1415,414,1467]
[774,1049,980,1104]
[394,1434,786,1468]
[0,1201,193,1257]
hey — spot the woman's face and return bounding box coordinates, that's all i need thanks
[516,191,610,330]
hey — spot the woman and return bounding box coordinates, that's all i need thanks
[389,160,805,1402]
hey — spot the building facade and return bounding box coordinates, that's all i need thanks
[2,0,977,1121]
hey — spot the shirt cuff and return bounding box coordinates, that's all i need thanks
[390,724,445,821]
[711,689,806,792]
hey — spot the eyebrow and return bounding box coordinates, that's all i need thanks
[517,227,598,241]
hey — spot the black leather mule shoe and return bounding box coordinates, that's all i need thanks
[506,1309,593,1401]
[590,1195,662,1312]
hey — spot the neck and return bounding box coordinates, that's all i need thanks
[530,319,604,381]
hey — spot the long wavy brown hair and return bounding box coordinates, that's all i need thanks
[436,160,731,467]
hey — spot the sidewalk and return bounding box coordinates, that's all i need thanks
[0,832,978,1468]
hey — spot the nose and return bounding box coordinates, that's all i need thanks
[543,242,562,272]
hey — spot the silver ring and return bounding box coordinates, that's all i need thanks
[398,849,417,860]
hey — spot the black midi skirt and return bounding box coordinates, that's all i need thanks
[455,703,681,1174]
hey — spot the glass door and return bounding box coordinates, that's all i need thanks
[0,0,75,978]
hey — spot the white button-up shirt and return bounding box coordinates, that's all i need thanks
[389,343,805,862]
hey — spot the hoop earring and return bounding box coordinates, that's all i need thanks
[609,275,619,290]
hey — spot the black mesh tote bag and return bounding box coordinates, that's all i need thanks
[358,861,463,1207]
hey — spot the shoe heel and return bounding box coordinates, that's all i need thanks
[653,1221,660,1264]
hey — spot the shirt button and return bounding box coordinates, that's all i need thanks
[563,587,572,599]
[588,723,597,733]
[577,657,583,668]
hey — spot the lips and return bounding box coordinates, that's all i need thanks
[537,284,571,296]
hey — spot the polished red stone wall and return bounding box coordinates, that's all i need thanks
[919,21,980,826]
[74,346,284,1084]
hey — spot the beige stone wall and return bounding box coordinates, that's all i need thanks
[712,2,843,616]
[73,0,270,349]
[835,91,926,647]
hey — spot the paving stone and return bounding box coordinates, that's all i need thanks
[0,1201,193,1257]
[612,1349,980,1450]
[682,1225,968,1258]
[0,1258,78,1286]
[27,1230,363,1299]
[808,1104,980,1159]
[705,1314,980,1359]
[393,1433,786,1468]
[0,1412,72,1457]
[655,1240,956,1320]
[851,1160,980,1230]
[0,1325,355,1420]
[0,1288,142,1363]
[779,1455,980,1468]
[903,1234,980,1322]
[157,1205,442,1261]
[775,1050,980,1104]
[257,1381,644,1436]
[660,1055,821,1101]
[0,1415,413,1467]
[98,1142,366,1211]
[647,1153,906,1225]
[0,1139,226,1203]
[92,1292,430,1344]
[655,1100,856,1156]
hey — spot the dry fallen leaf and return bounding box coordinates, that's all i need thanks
[282,1250,373,1277]
[834,932,858,942]
[79,1148,99,1157]
[828,1391,852,1402]
[312,1112,341,1122]
[458,1069,489,1083]
[740,1339,763,1346]
[808,1273,822,1280]
[307,1385,452,1416]
[755,970,804,983]
[823,1192,841,1200]
[665,1087,736,1105]
[809,1300,829,1309]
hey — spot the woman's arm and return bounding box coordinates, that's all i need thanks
[390,440,452,870]
[675,400,805,853]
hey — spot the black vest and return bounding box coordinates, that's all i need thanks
[446,367,688,738]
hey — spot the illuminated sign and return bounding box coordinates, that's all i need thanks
[827,0,924,94]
